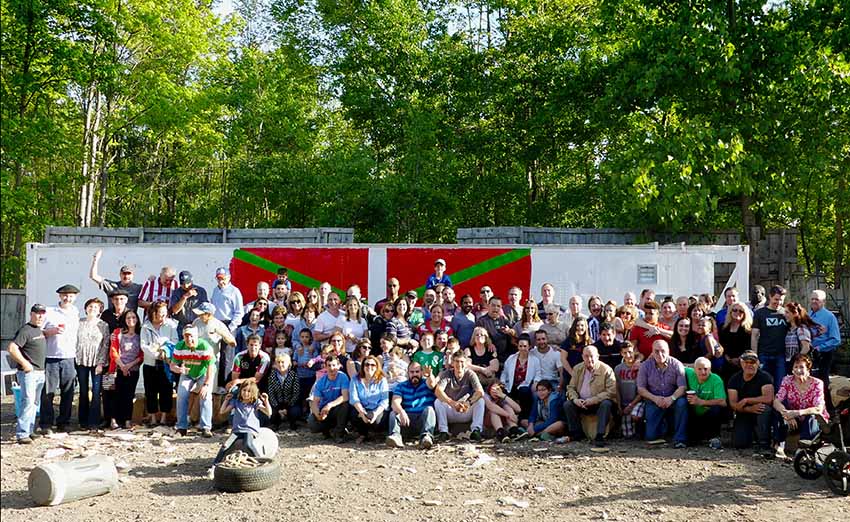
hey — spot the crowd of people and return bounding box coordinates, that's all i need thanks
[7,254,844,462]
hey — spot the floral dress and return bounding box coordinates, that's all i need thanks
[776,375,828,422]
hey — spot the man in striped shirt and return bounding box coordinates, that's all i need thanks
[386,362,438,449]
[138,266,177,313]
[170,326,216,437]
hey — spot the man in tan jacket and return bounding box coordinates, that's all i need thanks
[563,345,618,447]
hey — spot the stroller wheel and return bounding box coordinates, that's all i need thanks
[793,450,822,480]
[823,451,850,496]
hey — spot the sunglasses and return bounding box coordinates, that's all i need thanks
[363,362,377,367]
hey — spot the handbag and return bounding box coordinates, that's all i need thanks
[102,372,117,391]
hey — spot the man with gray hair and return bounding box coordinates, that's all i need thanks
[685,357,728,449]
[637,339,688,448]
[809,289,841,413]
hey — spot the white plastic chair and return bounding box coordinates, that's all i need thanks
[1,351,17,396]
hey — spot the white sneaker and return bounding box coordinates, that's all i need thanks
[386,434,404,449]
[419,434,433,450]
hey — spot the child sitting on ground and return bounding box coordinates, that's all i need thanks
[213,381,272,464]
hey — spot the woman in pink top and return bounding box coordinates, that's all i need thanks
[772,354,828,455]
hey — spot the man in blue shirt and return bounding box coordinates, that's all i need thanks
[210,267,243,333]
[809,289,842,413]
[307,356,350,443]
[425,258,452,289]
[450,294,476,348]
[386,362,437,449]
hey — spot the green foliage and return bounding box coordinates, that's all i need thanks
[1,0,848,288]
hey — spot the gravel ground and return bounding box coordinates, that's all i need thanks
[1,397,847,522]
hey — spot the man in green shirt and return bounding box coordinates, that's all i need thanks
[170,326,216,437]
[685,357,728,449]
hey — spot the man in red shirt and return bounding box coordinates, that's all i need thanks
[629,301,671,359]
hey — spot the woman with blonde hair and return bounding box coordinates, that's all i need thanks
[720,302,752,379]
[349,355,389,443]
[465,327,499,383]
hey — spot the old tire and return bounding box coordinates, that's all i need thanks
[213,458,280,493]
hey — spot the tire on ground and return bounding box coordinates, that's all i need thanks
[213,458,280,493]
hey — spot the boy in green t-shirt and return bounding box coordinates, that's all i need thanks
[412,332,443,375]
[685,357,728,449]
[170,326,216,437]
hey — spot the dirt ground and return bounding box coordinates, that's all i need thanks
[1,396,847,522]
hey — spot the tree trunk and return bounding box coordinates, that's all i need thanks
[835,167,848,286]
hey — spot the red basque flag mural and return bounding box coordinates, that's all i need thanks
[230,247,369,297]
[387,248,532,303]
[227,246,532,304]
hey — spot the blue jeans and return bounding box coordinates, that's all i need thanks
[76,365,102,428]
[758,354,785,392]
[388,406,436,439]
[644,397,689,444]
[40,357,76,428]
[175,375,212,430]
[16,370,45,439]
[773,399,821,443]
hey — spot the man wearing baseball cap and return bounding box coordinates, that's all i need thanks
[170,325,216,437]
[7,304,48,443]
[425,258,452,290]
[40,284,81,433]
[727,350,774,455]
[89,249,142,312]
[169,270,208,337]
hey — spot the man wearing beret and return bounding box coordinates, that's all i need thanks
[40,284,81,433]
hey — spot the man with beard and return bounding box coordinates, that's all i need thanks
[450,294,477,348]
[385,362,437,449]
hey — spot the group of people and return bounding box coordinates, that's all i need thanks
[8,256,843,462]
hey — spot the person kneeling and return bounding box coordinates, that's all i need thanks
[214,381,272,464]
[307,355,350,443]
[563,345,618,447]
[685,357,728,450]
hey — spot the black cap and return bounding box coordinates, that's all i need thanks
[179,270,193,284]
[56,284,80,294]
[31,304,47,314]
[109,288,129,298]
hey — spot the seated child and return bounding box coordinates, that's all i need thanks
[214,381,272,464]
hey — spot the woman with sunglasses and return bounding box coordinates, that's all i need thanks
[538,304,568,346]
[720,303,753,380]
[613,304,638,342]
[284,291,306,332]
[348,355,389,443]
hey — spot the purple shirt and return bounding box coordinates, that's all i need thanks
[636,357,686,397]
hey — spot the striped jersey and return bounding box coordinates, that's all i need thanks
[139,277,177,304]
[170,338,215,379]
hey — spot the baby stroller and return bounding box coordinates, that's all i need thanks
[792,397,850,496]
